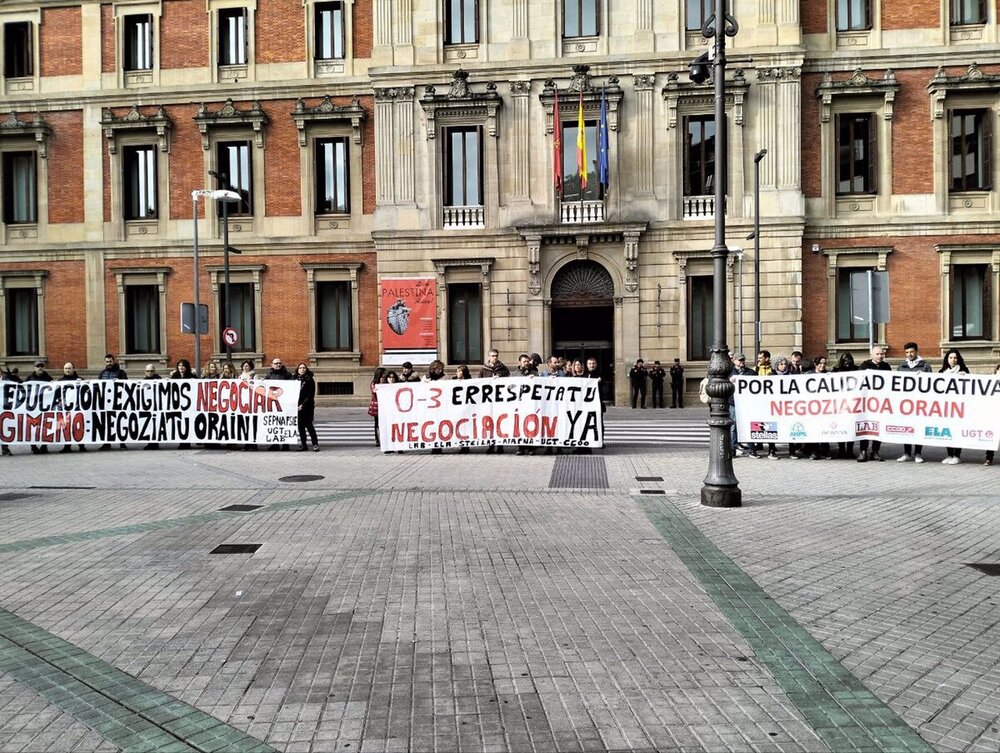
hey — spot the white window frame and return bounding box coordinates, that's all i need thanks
[208,0,257,83]
[0,114,49,245]
[0,9,40,96]
[0,269,46,369]
[302,262,362,366]
[114,1,162,89]
[304,0,355,77]
[936,244,1000,359]
[822,246,891,356]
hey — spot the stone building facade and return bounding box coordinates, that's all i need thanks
[1,1,998,403]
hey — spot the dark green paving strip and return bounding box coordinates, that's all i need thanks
[0,608,276,753]
[636,497,935,753]
[0,490,366,554]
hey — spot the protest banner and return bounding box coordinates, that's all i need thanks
[380,277,437,365]
[0,380,300,446]
[733,372,1000,451]
[376,376,604,452]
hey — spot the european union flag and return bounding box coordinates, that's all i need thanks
[598,88,609,188]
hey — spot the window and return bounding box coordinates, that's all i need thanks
[316,280,351,351]
[122,146,157,220]
[836,113,877,195]
[683,115,715,197]
[559,120,600,201]
[444,126,482,207]
[123,14,152,71]
[218,8,247,65]
[686,0,714,32]
[836,0,872,31]
[448,283,482,364]
[951,0,987,25]
[3,22,32,78]
[1,151,36,224]
[951,265,989,339]
[563,0,597,37]
[315,2,345,59]
[445,0,478,44]
[950,110,992,192]
[215,141,253,215]
[315,137,349,214]
[125,284,160,354]
[4,287,37,356]
[687,276,713,361]
[836,268,872,342]
[221,281,255,351]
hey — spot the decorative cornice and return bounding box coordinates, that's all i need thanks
[509,80,531,96]
[816,69,899,123]
[291,96,365,146]
[632,73,655,91]
[193,99,269,150]
[0,112,52,158]
[419,69,502,139]
[374,86,415,101]
[756,66,801,81]
[100,105,173,154]
[432,256,495,289]
[927,63,1000,119]
[539,67,623,134]
[661,70,749,129]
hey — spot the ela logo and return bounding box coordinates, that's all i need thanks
[924,426,952,439]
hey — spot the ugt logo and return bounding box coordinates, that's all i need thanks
[925,426,952,439]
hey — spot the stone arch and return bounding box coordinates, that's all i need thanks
[545,255,620,302]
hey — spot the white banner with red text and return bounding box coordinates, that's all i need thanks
[376,377,604,452]
[733,372,1000,450]
[0,379,300,446]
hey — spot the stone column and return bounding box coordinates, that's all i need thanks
[509,81,531,201]
[374,88,416,205]
[374,89,396,204]
[777,68,801,190]
[633,74,655,195]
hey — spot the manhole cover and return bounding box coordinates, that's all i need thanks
[639,489,666,495]
[966,563,1000,576]
[635,476,664,482]
[210,544,262,555]
[219,504,263,512]
[279,475,325,482]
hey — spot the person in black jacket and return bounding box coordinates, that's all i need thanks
[649,360,667,409]
[295,363,319,452]
[98,354,128,450]
[1,366,20,455]
[58,362,88,453]
[857,346,891,462]
[265,357,295,449]
[25,360,52,454]
[628,358,648,409]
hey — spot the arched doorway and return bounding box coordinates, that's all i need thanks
[550,260,615,403]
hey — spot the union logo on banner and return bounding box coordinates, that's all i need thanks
[749,421,778,440]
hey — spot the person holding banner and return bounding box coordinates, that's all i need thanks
[369,367,387,447]
[98,354,129,451]
[25,360,53,455]
[985,363,1000,466]
[57,363,89,454]
[454,365,473,454]
[170,359,196,449]
[295,363,319,452]
[0,366,19,455]
[141,364,162,450]
[940,349,970,464]
[753,351,777,459]
[896,342,932,463]
[479,349,510,454]
[857,346,892,462]
[424,360,447,454]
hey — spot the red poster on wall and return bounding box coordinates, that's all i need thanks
[380,277,437,365]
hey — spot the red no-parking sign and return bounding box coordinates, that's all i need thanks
[222,327,238,347]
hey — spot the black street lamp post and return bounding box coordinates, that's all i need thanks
[691,2,741,508]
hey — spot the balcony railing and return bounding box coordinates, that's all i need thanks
[442,204,485,229]
[560,199,605,224]
[683,195,716,219]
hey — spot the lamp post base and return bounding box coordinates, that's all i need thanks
[701,485,742,508]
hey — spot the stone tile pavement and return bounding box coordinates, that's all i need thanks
[0,439,998,752]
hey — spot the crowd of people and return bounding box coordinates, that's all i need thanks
[728,343,1000,466]
[626,358,687,409]
[1,353,319,454]
[368,349,603,455]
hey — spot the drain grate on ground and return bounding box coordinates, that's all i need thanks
[279,474,325,482]
[635,476,664,482]
[548,456,609,489]
[210,544,262,555]
[966,563,1000,576]
[218,504,263,512]
[639,489,666,495]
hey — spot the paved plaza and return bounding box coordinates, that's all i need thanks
[0,409,998,752]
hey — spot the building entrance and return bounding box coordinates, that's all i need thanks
[550,261,615,404]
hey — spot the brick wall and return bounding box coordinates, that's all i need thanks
[257,0,304,63]
[46,112,84,224]
[353,0,373,59]
[101,4,115,73]
[892,70,932,195]
[166,104,204,221]
[801,73,822,199]
[361,99,375,214]
[883,0,941,29]
[161,0,207,70]
[801,0,828,35]
[40,6,82,77]
[262,100,301,217]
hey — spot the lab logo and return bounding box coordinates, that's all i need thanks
[855,420,879,436]
[924,426,952,439]
[750,421,778,440]
[789,422,808,440]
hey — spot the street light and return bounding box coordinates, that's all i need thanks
[191,188,240,373]
[207,170,240,364]
[691,1,741,508]
[752,148,767,358]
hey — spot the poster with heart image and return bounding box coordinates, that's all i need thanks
[380,277,437,365]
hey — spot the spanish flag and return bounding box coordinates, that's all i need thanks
[576,91,587,190]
